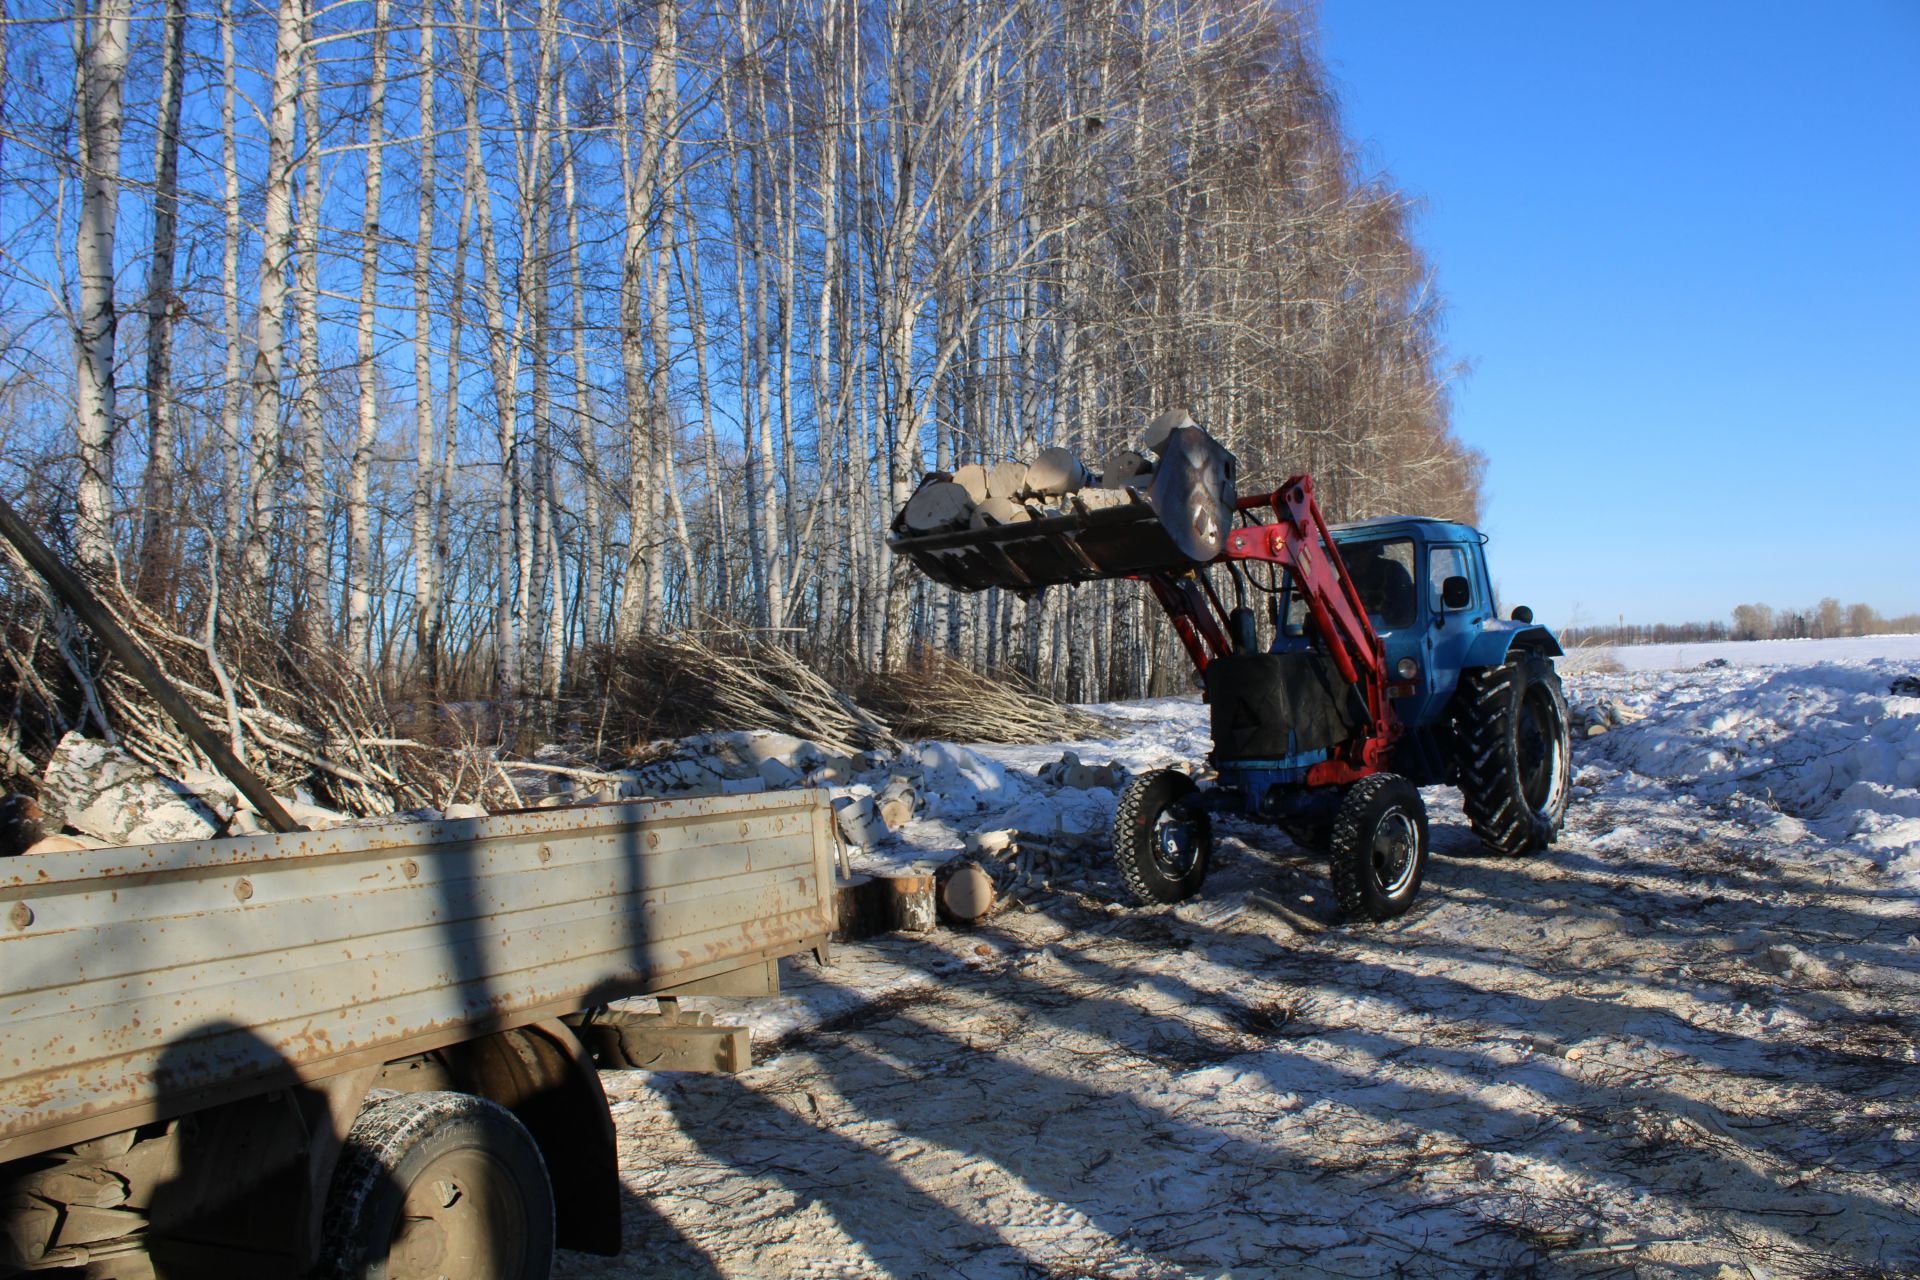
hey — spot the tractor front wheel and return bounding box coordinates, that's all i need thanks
[1453,652,1573,855]
[1113,769,1214,905]
[1328,773,1429,921]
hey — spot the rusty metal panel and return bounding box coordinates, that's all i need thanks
[0,790,838,1163]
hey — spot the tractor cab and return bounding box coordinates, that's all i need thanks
[1268,515,1559,784]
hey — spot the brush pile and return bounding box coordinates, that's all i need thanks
[852,654,1108,745]
[0,556,439,817]
[591,631,896,759]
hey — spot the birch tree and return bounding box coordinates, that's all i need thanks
[71,0,131,565]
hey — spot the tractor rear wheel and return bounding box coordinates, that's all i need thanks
[1328,773,1429,921]
[1113,769,1213,905]
[1453,651,1572,855]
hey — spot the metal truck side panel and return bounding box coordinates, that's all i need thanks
[0,792,837,1164]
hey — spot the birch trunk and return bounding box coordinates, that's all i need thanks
[558,77,602,652]
[646,0,685,625]
[136,0,185,596]
[243,0,306,595]
[461,0,521,689]
[411,5,439,684]
[218,0,246,566]
[348,0,391,659]
[72,0,132,567]
[293,10,326,644]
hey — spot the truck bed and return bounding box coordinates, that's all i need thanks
[0,791,838,1164]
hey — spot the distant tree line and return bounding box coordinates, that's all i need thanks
[0,0,1480,708]
[1562,599,1920,648]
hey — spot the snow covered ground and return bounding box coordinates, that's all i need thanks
[557,637,1920,1279]
[1594,633,1920,673]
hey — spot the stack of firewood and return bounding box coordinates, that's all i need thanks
[897,412,1193,536]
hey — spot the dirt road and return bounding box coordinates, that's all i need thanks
[555,751,1920,1279]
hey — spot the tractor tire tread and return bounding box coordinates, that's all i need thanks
[1327,772,1429,922]
[1113,769,1211,905]
[1328,774,1396,918]
[1453,652,1572,856]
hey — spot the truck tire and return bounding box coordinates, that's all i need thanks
[1453,652,1572,855]
[1328,773,1428,921]
[1113,769,1213,904]
[321,1090,555,1280]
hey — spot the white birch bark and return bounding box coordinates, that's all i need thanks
[293,7,326,643]
[557,76,602,651]
[243,0,306,594]
[218,0,246,566]
[411,4,439,682]
[348,0,391,659]
[71,0,131,566]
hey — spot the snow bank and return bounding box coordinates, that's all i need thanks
[1571,655,1920,891]
[1596,632,1920,672]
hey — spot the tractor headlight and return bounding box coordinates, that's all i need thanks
[1395,657,1419,679]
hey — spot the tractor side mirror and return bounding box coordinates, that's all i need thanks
[1441,575,1471,610]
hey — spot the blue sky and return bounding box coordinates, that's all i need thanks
[1317,1,1920,630]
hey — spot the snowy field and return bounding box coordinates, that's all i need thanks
[1591,633,1920,673]
[557,636,1920,1279]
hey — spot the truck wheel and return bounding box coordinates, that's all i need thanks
[1453,652,1572,855]
[1113,769,1213,904]
[1328,773,1428,921]
[321,1090,554,1280]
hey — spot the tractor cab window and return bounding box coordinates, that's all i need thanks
[1430,545,1472,612]
[1339,538,1417,630]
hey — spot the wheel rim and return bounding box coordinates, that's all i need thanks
[1371,807,1419,897]
[1150,805,1199,879]
[389,1147,529,1280]
[1516,686,1567,814]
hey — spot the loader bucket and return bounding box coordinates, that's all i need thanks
[888,426,1237,593]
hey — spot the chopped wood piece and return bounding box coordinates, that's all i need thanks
[1073,488,1132,514]
[880,872,936,933]
[1144,408,1196,455]
[970,496,1030,529]
[985,461,1028,500]
[1024,447,1088,497]
[901,481,973,532]
[951,463,991,504]
[937,861,997,925]
[876,778,919,829]
[1097,448,1152,488]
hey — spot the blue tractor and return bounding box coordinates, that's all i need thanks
[890,418,1573,920]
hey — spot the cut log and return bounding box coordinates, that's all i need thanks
[951,462,991,505]
[985,461,1028,501]
[1073,488,1132,514]
[834,793,891,847]
[902,480,974,532]
[1024,446,1088,497]
[1096,448,1151,488]
[1143,408,1196,455]
[834,873,889,941]
[936,861,997,925]
[876,778,919,830]
[970,496,1030,529]
[966,828,1016,855]
[880,872,937,933]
